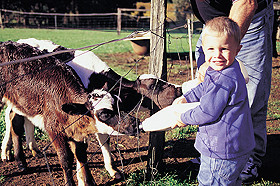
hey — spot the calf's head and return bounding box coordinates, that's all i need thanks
[62,89,140,136]
[134,74,183,109]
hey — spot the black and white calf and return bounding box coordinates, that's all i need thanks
[0,41,139,185]
[16,38,183,111]
[2,38,184,180]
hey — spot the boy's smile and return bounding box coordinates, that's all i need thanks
[202,33,242,71]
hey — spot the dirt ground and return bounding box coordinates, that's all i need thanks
[0,53,280,185]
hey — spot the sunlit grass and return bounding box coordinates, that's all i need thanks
[0,28,199,54]
[0,107,6,144]
[165,126,198,141]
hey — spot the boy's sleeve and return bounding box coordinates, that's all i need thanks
[183,83,204,103]
[181,79,232,125]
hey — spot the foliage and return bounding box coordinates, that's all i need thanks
[173,0,193,23]
[0,174,5,184]
[0,0,139,14]
[0,107,6,145]
[267,100,280,119]
[165,125,198,141]
[125,170,197,186]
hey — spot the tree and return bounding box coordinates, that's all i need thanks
[0,0,139,13]
[173,0,192,24]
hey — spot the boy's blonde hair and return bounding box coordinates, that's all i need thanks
[202,16,241,45]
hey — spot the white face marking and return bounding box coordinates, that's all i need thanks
[87,90,124,135]
[88,89,114,111]
[95,118,123,136]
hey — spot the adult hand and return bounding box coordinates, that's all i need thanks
[172,111,187,128]
[197,61,209,83]
[229,0,257,38]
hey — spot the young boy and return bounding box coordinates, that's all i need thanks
[141,17,255,185]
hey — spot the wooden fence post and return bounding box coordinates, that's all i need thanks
[187,19,194,80]
[54,15,57,30]
[0,10,4,29]
[117,8,121,35]
[146,0,167,181]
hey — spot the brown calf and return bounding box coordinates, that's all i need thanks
[0,41,138,185]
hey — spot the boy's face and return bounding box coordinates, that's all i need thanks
[202,33,242,71]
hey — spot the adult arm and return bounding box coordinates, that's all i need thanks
[229,0,258,38]
[198,1,258,71]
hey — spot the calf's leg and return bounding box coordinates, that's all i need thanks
[1,108,41,162]
[24,118,41,157]
[48,132,75,186]
[1,105,13,161]
[69,141,96,186]
[10,112,27,171]
[1,106,27,171]
[95,133,121,179]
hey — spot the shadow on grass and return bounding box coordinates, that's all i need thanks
[163,138,200,182]
[259,134,280,183]
[164,134,280,184]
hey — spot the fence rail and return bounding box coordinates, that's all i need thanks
[0,9,119,30]
[0,8,201,33]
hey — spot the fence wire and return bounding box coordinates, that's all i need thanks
[0,21,198,185]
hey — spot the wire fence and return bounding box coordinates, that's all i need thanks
[0,8,203,33]
[0,8,203,184]
[0,25,198,184]
[1,5,280,185]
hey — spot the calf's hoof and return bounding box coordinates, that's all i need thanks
[1,153,14,162]
[17,161,27,172]
[113,171,122,180]
[33,150,44,158]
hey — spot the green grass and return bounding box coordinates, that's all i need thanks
[166,31,200,55]
[0,107,6,144]
[0,28,198,54]
[0,28,198,81]
[125,170,197,186]
[0,174,5,184]
[165,126,198,141]
[0,28,133,54]
[268,100,280,119]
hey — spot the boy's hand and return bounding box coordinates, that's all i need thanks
[197,62,209,83]
[172,111,187,128]
[172,96,187,105]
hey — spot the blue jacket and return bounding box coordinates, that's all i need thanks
[181,60,255,159]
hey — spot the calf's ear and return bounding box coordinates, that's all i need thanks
[62,103,89,115]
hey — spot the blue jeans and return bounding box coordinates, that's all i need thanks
[195,2,274,167]
[198,154,249,186]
